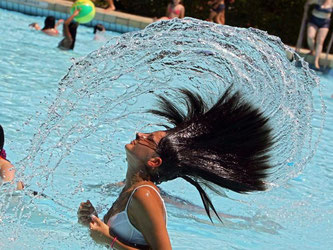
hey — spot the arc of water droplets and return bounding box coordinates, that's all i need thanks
[0,18,325,238]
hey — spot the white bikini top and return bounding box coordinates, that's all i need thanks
[107,185,167,246]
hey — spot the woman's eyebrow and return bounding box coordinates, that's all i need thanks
[148,134,157,144]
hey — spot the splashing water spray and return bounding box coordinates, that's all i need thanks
[0,18,325,248]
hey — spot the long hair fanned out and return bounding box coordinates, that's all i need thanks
[0,125,4,151]
[149,87,273,222]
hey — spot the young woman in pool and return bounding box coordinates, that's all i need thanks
[156,0,185,21]
[42,16,64,36]
[29,16,63,36]
[306,0,333,69]
[78,87,273,249]
[0,125,24,190]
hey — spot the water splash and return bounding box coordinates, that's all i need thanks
[0,18,325,247]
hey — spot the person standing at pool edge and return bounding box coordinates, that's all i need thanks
[207,0,226,24]
[0,125,24,189]
[106,0,116,11]
[306,0,333,69]
[155,0,185,21]
[58,9,81,50]
[78,87,273,249]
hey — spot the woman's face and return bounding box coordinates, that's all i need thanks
[173,0,181,5]
[125,131,166,165]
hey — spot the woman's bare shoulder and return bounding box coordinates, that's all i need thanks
[0,158,13,168]
[131,183,161,208]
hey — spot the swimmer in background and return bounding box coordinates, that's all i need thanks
[306,0,333,69]
[78,87,274,249]
[58,9,81,50]
[29,22,41,30]
[93,24,106,41]
[0,125,24,190]
[207,0,226,24]
[29,16,64,36]
[155,0,185,21]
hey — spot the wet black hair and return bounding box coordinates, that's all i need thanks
[149,87,273,221]
[94,24,105,34]
[42,16,55,30]
[69,22,79,50]
[0,125,4,150]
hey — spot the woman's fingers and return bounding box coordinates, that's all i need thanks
[78,211,91,216]
[89,216,103,231]
[77,200,96,220]
[78,200,98,226]
[79,215,91,224]
[91,215,101,224]
[78,206,92,213]
[78,201,95,213]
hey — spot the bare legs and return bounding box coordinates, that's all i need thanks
[207,10,217,22]
[314,27,329,69]
[207,11,225,24]
[106,0,115,11]
[307,24,317,55]
[307,24,329,69]
[217,11,225,24]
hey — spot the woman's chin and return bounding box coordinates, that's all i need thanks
[125,144,135,154]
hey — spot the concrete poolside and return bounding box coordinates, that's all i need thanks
[291,46,333,69]
[1,0,333,70]
[287,46,333,71]
[0,0,154,33]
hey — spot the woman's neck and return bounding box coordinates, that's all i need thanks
[124,166,149,190]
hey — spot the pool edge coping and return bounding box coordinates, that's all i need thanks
[0,0,154,33]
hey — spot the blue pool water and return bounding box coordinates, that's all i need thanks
[1,8,333,249]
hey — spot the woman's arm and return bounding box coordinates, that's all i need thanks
[179,6,185,18]
[79,200,142,249]
[90,186,171,249]
[63,9,80,39]
[55,19,64,28]
[129,187,171,250]
[166,3,171,17]
[0,160,15,182]
[90,216,142,250]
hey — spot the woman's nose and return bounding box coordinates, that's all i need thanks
[136,133,146,140]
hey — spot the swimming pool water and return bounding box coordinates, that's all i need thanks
[1,8,333,250]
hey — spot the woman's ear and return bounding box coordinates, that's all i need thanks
[147,157,162,168]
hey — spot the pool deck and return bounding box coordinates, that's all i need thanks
[288,46,333,70]
[0,0,154,33]
[1,0,333,70]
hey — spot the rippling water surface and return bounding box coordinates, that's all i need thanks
[0,8,332,249]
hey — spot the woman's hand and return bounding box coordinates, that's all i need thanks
[73,8,81,17]
[77,200,98,226]
[90,215,109,236]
